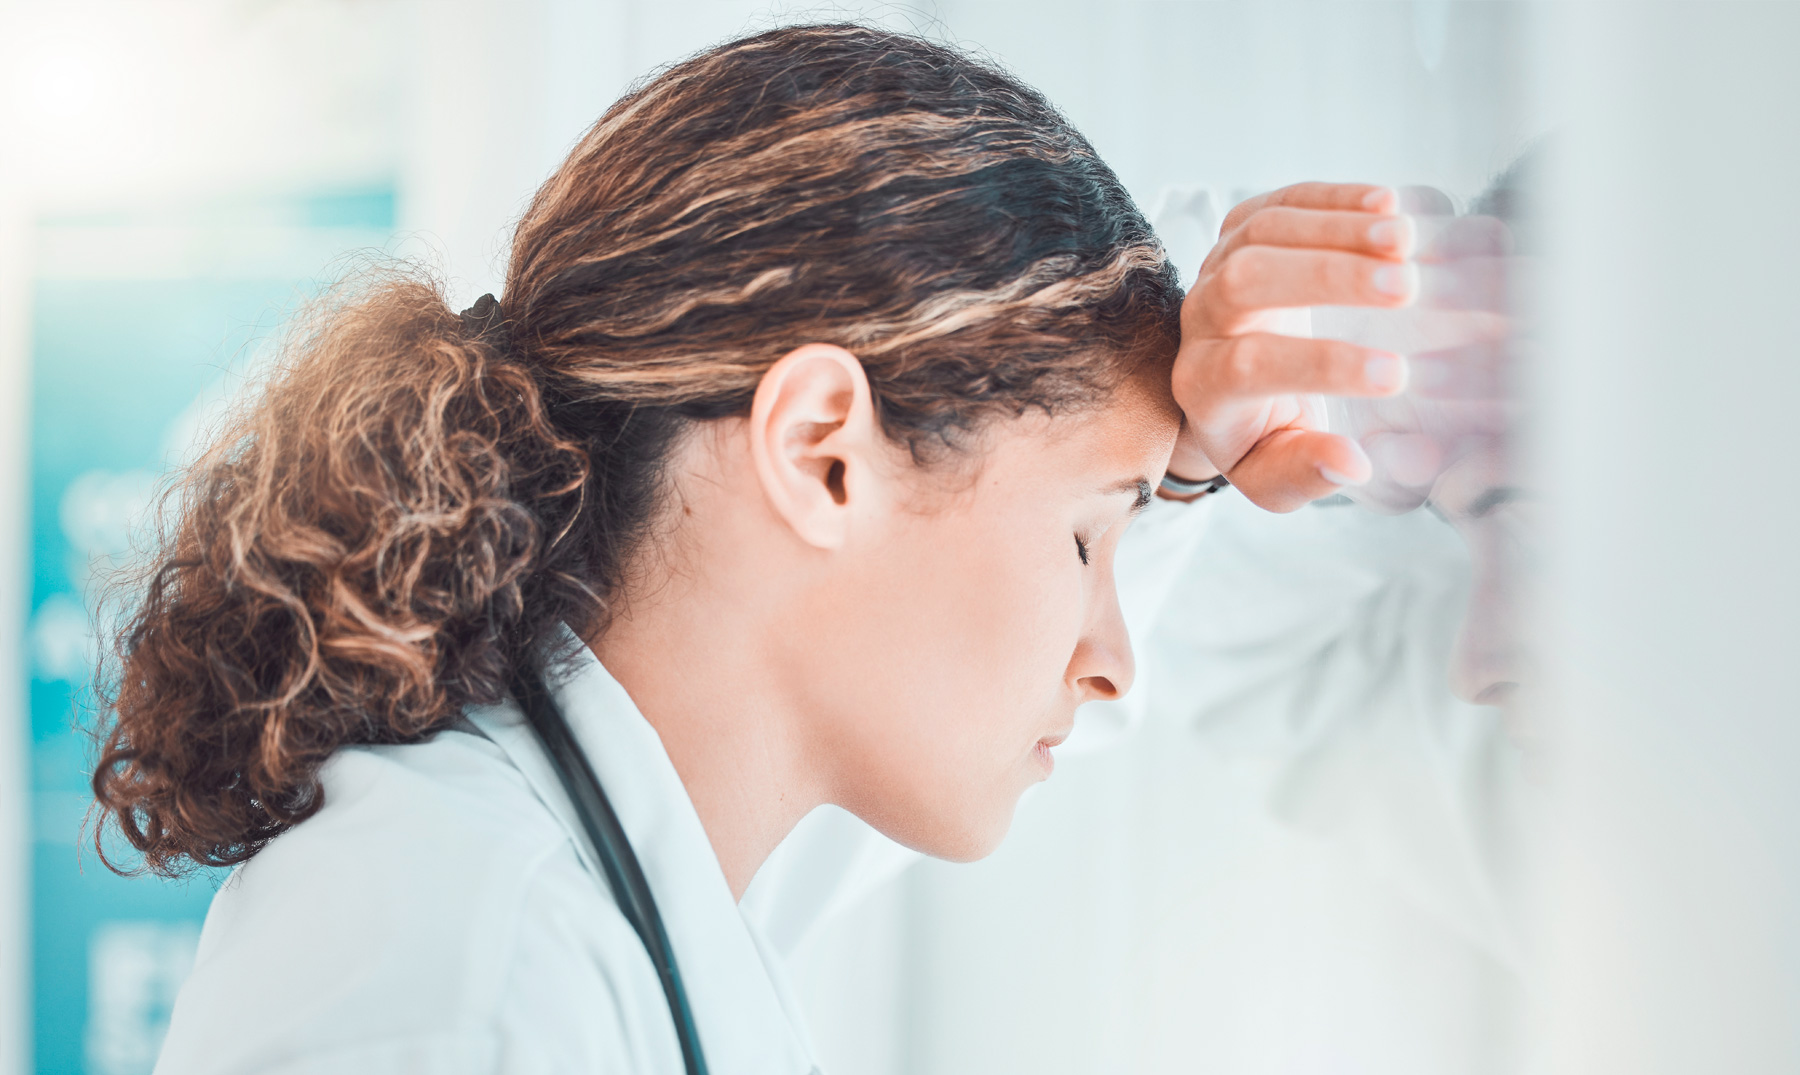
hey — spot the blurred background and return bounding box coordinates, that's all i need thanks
[2,2,1796,1074]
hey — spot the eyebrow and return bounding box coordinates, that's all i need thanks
[1465,485,1528,518]
[1101,477,1155,514]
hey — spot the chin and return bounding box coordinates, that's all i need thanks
[849,772,1029,863]
[911,799,1020,863]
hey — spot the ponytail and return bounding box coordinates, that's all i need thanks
[92,274,593,873]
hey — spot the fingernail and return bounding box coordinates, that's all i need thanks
[1366,216,1414,253]
[1319,465,1366,487]
[1363,353,1408,392]
[1371,262,1419,300]
[1361,187,1397,211]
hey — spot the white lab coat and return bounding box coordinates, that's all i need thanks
[155,632,821,1075]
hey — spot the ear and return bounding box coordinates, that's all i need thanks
[748,343,882,550]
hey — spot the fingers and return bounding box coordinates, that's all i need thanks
[1185,180,1472,516]
[1409,340,1524,399]
[1220,182,1397,233]
[1201,246,1417,325]
[1209,207,1416,263]
[1177,333,1407,409]
[1361,431,1445,487]
[1419,214,1511,261]
[1397,185,1457,215]
[1225,428,1372,514]
[1417,256,1510,312]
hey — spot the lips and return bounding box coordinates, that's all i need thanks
[1031,727,1071,777]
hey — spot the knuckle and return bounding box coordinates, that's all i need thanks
[1176,346,1226,410]
[1215,249,1260,305]
[1224,335,1265,386]
[1241,207,1291,245]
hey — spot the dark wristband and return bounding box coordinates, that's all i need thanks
[1159,472,1231,499]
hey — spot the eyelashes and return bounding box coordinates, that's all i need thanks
[1075,535,1090,565]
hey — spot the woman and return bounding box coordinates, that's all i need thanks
[93,24,1414,1074]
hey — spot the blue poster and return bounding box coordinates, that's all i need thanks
[27,191,397,1073]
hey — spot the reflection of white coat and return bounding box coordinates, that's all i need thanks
[156,635,823,1075]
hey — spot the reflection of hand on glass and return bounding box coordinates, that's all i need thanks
[1162,169,1544,745]
[1168,182,1420,512]
[1319,159,1545,747]
[1316,196,1522,513]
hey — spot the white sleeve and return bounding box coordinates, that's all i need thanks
[1150,494,1538,968]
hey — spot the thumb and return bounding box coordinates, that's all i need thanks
[1227,430,1371,513]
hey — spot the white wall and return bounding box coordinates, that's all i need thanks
[1538,5,1800,1073]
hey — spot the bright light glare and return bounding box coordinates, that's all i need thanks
[18,50,108,129]
[6,2,399,211]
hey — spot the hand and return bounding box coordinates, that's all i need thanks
[1317,205,1524,512]
[1169,183,1418,513]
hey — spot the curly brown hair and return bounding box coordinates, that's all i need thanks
[91,23,1182,876]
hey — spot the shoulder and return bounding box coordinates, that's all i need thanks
[221,728,575,962]
[156,729,657,1073]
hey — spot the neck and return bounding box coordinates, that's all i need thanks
[589,588,822,902]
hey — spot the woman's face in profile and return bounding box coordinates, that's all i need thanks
[812,376,1179,861]
[1430,447,1539,739]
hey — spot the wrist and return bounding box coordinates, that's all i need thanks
[1156,470,1230,502]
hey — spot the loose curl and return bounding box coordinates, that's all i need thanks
[92,23,1184,876]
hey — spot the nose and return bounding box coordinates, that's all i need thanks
[1067,575,1136,703]
[1448,597,1519,708]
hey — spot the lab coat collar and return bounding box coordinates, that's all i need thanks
[464,628,820,1075]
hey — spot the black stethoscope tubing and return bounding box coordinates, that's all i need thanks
[509,667,710,1075]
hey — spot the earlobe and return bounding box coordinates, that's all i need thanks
[748,343,878,549]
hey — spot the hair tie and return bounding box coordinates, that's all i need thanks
[459,293,514,355]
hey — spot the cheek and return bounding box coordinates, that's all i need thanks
[896,507,1078,717]
[811,501,1085,845]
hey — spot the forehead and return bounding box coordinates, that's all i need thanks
[1063,373,1182,456]
[983,377,1178,484]
[894,368,1179,511]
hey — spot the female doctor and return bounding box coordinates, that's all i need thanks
[91,24,1418,1075]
